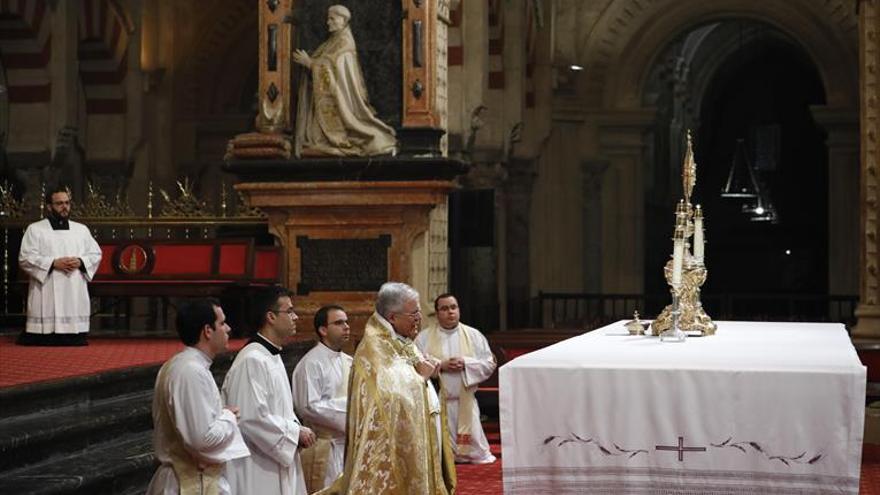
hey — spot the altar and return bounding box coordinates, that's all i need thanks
[499,321,867,494]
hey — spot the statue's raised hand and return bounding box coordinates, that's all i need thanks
[292,49,312,69]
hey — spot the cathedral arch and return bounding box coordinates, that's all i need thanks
[545,0,859,295]
[578,0,857,111]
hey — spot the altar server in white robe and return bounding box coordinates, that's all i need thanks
[18,187,102,346]
[222,287,315,495]
[290,304,353,493]
[147,298,250,495]
[415,293,497,464]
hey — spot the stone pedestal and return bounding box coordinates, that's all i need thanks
[228,158,465,342]
[231,0,459,340]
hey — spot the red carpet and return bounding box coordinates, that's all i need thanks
[864,444,880,494]
[0,335,245,388]
[456,422,503,494]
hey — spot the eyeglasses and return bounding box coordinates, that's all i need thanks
[397,309,422,319]
[270,308,297,316]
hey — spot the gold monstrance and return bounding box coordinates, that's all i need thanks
[652,131,717,337]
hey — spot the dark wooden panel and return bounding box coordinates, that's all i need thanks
[296,235,390,294]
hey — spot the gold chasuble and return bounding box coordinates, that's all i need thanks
[317,314,456,495]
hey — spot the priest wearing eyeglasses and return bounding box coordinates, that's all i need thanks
[316,282,456,495]
[221,287,316,495]
[290,304,353,493]
[17,186,102,346]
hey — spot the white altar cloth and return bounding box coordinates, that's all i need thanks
[499,321,866,494]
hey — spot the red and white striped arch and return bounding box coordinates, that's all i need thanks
[488,0,504,90]
[0,0,51,104]
[449,1,505,88]
[78,0,131,114]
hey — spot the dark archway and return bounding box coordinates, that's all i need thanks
[643,22,828,305]
[695,37,827,295]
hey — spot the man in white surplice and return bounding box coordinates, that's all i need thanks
[18,187,101,346]
[415,293,497,464]
[222,287,315,495]
[290,304,353,493]
[147,298,250,495]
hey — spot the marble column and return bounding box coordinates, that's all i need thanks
[810,106,860,297]
[595,109,654,293]
[148,0,177,190]
[855,0,880,338]
[582,160,610,292]
[44,1,80,195]
[458,161,506,329]
[503,158,537,328]
[49,0,77,152]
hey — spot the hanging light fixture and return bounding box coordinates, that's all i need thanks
[749,203,779,223]
[721,138,761,198]
[741,194,779,223]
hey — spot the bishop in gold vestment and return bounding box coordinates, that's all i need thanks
[318,283,455,495]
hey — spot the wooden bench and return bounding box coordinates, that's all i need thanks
[89,239,282,331]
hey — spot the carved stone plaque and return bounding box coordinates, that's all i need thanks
[296,235,391,294]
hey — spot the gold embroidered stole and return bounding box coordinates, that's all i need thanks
[426,325,477,457]
[154,360,222,495]
[300,354,351,493]
[437,372,459,494]
[300,425,334,494]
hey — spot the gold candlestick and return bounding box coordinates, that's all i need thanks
[652,131,716,337]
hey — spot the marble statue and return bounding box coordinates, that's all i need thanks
[292,5,397,158]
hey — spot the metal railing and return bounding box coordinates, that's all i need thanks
[535,291,860,331]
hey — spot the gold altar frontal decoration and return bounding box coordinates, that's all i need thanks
[650,131,717,337]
